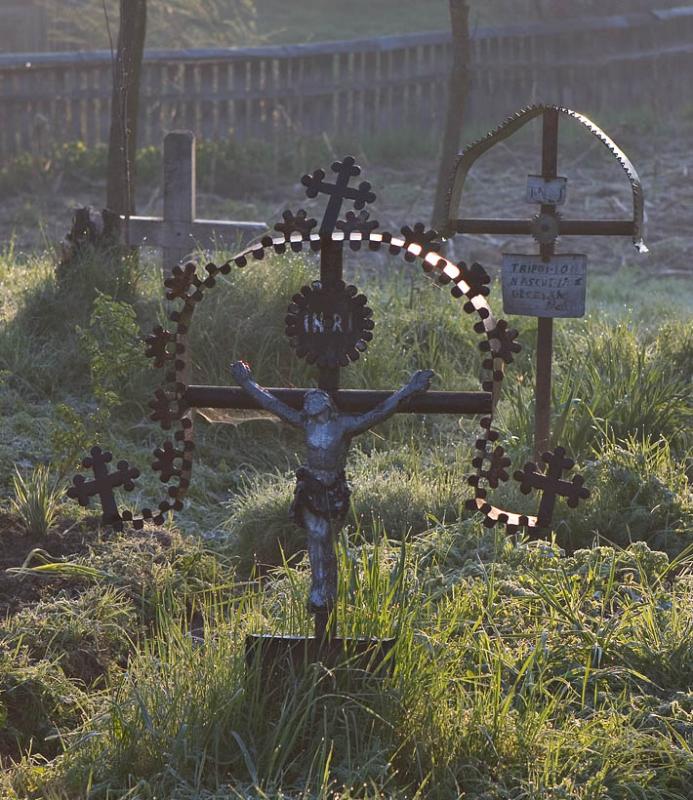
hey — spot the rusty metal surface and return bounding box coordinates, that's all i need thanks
[437,104,647,253]
[67,447,140,530]
[515,447,590,529]
[285,280,374,367]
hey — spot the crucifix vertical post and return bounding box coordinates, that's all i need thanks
[315,238,342,642]
[534,109,559,461]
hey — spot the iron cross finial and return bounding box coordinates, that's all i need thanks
[514,446,589,529]
[67,446,140,530]
[301,156,376,236]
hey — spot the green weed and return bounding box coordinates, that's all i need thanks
[10,464,62,537]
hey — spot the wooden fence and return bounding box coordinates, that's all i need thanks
[1,7,693,159]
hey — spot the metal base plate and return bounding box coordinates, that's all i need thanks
[245,634,395,674]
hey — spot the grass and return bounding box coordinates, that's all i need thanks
[0,230,691,797]
[10,464,62,537]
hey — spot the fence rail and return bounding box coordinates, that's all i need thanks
[1,7,692,159]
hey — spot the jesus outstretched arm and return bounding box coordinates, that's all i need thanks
[345,369,434,436]
[230,361,302,428]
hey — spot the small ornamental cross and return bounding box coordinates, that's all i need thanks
[514,446,590,529]
[67,446,140,530]
[274,209,317,238]
[301,157,376,235]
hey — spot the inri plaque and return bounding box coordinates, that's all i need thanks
[525,175,567,206]
[502,254,587,318]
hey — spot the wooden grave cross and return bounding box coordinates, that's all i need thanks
[439,105,646,460]
[124,131,267,274]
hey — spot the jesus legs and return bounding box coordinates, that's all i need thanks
[302,508,339,614]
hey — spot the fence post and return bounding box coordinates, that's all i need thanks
[431,0,470,231]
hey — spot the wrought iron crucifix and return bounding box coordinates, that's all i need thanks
[182,157,492,641]
[514,447,590,529]
[438,104,646,459]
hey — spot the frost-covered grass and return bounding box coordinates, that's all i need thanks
[0,243,691,798]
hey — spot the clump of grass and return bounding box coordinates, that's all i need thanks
[561,433,693,555]
[500,316,692,460]
[1,244,143,400]
[22,534,692,798]
[10,464,62,537]
[0,645,92,763]
[1,585,136,685]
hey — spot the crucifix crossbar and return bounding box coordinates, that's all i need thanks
[124,131,267,274]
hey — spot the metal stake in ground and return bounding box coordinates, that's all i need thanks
[438,104,647,461]
[535,109,559,460]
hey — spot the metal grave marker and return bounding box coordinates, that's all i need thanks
[68,150,599,668]
[501,253,587,318]
[439,104,647,460]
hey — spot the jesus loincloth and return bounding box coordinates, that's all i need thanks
[290,467,351,528]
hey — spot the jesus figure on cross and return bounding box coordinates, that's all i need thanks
[230,361,434,614]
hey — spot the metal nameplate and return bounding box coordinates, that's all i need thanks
[502,254,587,318]
[526,175,567,206]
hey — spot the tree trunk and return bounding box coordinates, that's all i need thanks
[431,0,470,232]
[106,0,147,217]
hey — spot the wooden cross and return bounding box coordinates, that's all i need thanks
[124,131,266,274]
[67,446,140,529]
[514,446,589,529]
[439,105,646,460]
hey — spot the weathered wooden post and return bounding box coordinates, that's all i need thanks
[162,131,196,272]
[124,131,266,275]
[431,0,470,230]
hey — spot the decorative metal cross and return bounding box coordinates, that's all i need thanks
[514,446,590,529]
[185,157,491,416]
[301,156,376,235]
[438,104,646,460]
[67,446,140,530]
[181,156,493,644]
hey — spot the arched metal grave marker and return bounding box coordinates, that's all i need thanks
[437,104,647,459]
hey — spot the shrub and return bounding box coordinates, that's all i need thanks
[560,434,693,555]
[0,647,90,761]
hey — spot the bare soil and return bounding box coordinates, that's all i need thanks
[3,119,692,282]
[0,512,98,616]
